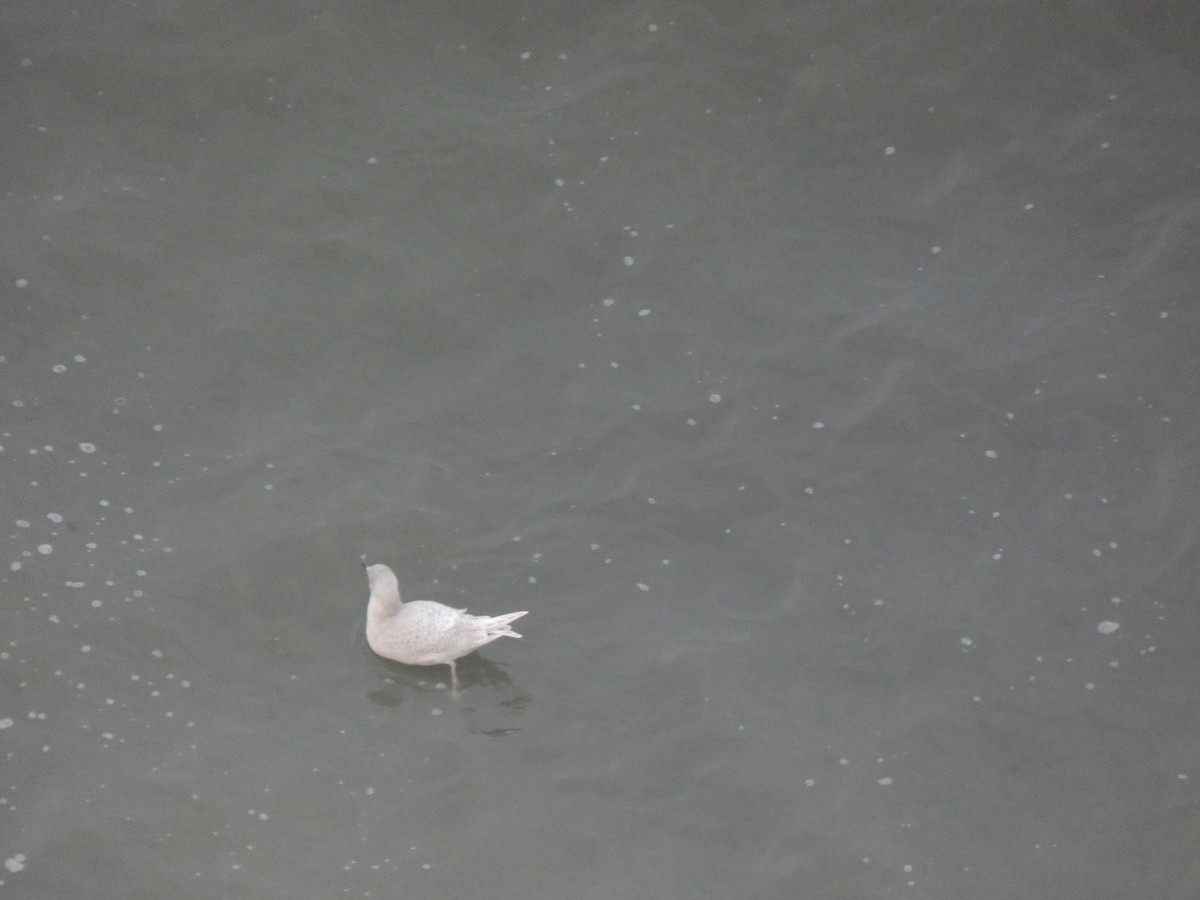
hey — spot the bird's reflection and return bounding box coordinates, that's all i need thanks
[365,652,529,736]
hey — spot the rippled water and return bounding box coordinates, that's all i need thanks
[2,1,1198,897]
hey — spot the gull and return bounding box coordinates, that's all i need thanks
[364,563,527,691]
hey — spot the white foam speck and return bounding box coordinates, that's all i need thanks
[960,637,974,646]
[812,421,825,429]
[636,582,649,592]
[4,854,25,873]
[1097,621,1119,635]
[622,256,634,266]
[47,513,63,523]
[0,719,13,729]
[884,145,895,155]
[79,443,96,453]
[877,777,893,786]
[52,364,67,373]
[519,51,531,60]
[37,544,52,555]
[708,393,721,403]
[984,449,998,459]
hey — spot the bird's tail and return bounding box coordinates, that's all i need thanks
[483,610,528,638]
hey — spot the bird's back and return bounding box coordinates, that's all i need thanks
[368,599,526,667]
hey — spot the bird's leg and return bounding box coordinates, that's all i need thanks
[448,660,460,694]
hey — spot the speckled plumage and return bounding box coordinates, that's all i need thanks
[364,563,527,690]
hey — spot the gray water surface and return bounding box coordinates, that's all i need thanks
[2,2,1198,898]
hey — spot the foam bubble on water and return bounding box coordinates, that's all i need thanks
[622,256,634,266]
[1097,621,1119,635]
[0,719,13,729]
[3,854,25,873]
[47,513,63,523]
[636,582,649,592]
[78,443,96,453]
[36,545,51,555]
[51,364,67,374]
[638,308,650,316]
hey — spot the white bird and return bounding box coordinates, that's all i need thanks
[364,563,527,691]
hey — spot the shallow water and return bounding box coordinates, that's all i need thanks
[2,1,1199,897]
